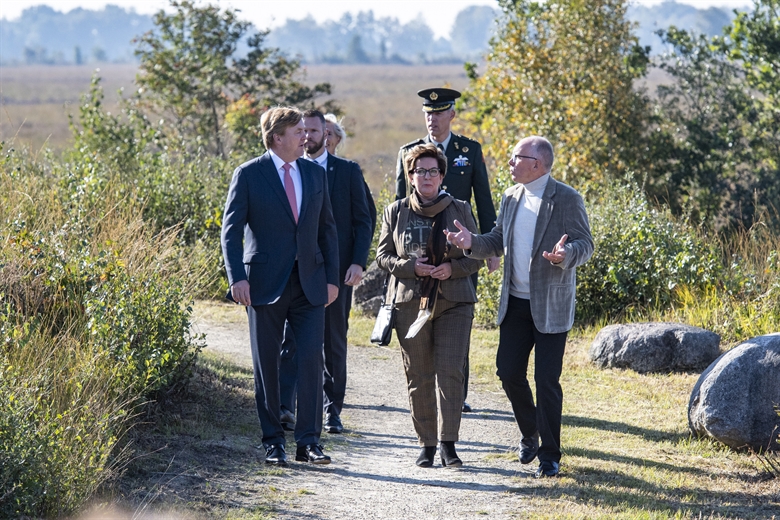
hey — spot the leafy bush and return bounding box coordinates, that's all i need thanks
[68,74,230,298]
[577,177,724,322]
[0,317,127,518]
[0,144,203,516]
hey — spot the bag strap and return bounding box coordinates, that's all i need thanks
[381,272,399,306]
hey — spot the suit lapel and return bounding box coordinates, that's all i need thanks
[502,185,523,251]
[296,158,311,223]
[259,153,297,224]
[531,179,557,257]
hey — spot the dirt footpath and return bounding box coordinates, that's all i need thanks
[197,319,536,519]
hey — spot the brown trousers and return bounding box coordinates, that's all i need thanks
[395,297,473,446]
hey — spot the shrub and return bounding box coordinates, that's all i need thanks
[577,176,724,322]
[0,144,203,516]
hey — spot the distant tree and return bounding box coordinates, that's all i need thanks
[133,0,334,158]
[74,45,83,65]
[346,34,371,63]
[91,46,107,62]
[460,0,651,186]
[387,15,434,63]
[449,5,497,59]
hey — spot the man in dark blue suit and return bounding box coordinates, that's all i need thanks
[279,110,374,435]
[221,106,339,466]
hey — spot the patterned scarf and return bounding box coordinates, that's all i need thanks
[408,190,453,312]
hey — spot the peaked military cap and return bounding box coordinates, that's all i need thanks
[417,87,461,113]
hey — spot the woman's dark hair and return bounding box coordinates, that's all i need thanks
[405,143,447,179]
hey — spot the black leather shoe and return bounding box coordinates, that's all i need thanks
[324,413,343,434]
[295,444,331,464]
[264,444,287,466]
[519,434,539,464]
[439,441,463,468]
[462,401,473,413]
[535,460,559,478]
[280,408,295,432]
[416,446,436,467]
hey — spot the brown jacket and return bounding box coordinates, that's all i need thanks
[376,197,482,304]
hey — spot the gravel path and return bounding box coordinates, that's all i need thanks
[196,319,534,519]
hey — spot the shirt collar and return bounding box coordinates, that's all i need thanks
[306,150,328,168]
[430,132,452,152]
[268,149,298,173]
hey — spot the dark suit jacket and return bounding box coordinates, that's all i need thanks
[395,133,497,234]
[221,152,339,306]
[325,154,374,277]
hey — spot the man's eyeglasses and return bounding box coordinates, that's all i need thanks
[412,168,442,178]
[512,154,538,162]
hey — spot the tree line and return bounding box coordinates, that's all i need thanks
[0,1,738,65]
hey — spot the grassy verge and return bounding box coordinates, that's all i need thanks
[100,303,778,519]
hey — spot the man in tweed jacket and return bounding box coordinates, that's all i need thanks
[446,136,593,478]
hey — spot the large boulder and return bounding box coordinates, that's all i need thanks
[688,333,780,451]
[351,261,386,317]
[589,322,720,373]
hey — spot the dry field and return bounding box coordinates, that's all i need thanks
[0,63,469,190]
[0,64,136,153]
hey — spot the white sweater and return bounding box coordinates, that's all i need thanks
[509,173,550,299]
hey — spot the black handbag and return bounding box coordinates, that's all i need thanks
[370,274,397,346]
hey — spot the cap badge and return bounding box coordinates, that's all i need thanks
[429,92,438,101]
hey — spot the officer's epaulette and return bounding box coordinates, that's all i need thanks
[452,133,478,145]
[400,138,425,150]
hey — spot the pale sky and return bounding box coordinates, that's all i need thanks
[0,0,754,39]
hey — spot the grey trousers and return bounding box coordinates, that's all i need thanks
[395,297,473,446]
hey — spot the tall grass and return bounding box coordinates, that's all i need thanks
[0,143,204,517]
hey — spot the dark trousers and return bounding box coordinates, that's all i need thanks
[247,265,324,448]
[279,284,353,417]
[496,296,567,463]
[463,271,479,402]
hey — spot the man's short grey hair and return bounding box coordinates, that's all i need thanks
[524,136,554,173]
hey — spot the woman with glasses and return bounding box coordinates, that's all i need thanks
[376,143,482,468]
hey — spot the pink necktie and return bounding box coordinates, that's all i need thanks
[282,163,298,223]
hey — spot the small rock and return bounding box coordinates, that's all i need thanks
[589,322,720,373]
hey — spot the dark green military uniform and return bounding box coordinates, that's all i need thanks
[395,133,496,234]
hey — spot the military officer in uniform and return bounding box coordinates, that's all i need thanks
[395,87,499,413]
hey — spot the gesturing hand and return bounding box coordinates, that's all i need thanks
[443,219,472,250]
[543,234,568,264]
